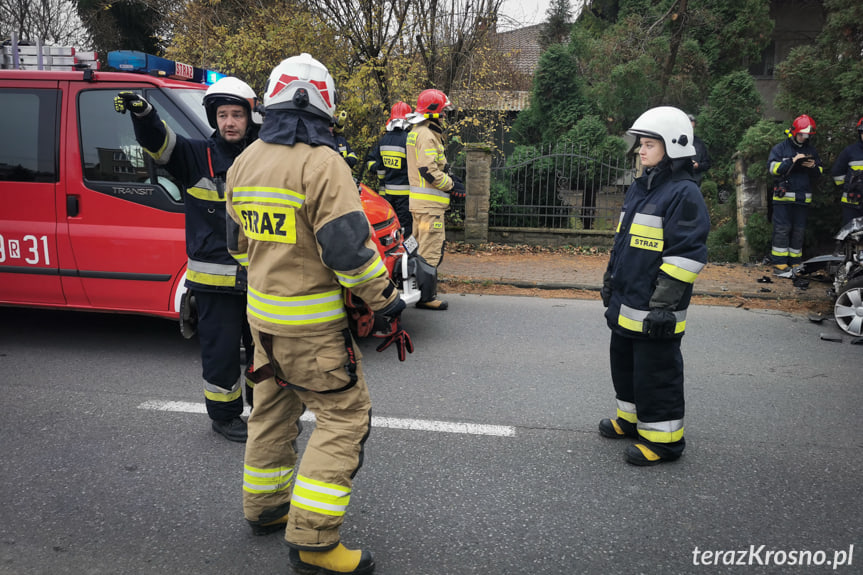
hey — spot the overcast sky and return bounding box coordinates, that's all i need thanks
[499,0,553,27]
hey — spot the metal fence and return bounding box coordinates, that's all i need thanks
[486,142,636,231]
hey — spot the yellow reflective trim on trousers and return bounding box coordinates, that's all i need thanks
[243,464,294,494]
[291,475,351,517]
[335,256,387,287]
[204,386,242,403]
[247,286,346,326]
[638,424,685,444]
[232,186,305,209]
[660,262,698,284]
[187,269,237,287]
[616,408,637,424]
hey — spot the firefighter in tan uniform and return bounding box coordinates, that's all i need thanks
[226,54,412,575]
[406,88,465,310]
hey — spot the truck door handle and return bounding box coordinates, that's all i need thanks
[66,195,79,217]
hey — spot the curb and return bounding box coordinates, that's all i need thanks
[439,276,831,302]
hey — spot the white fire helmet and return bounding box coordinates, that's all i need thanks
[263,53,337,120]
[203,77,262,129]
[627,106,696,159]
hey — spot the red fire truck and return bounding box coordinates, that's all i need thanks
[0,47,426,327]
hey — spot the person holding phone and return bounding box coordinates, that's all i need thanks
[767,115,823,277]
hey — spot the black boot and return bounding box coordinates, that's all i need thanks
[598,417,637,439]
[211,416,247,442]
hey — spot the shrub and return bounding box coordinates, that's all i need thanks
[707,217,738,262]
[743,211,772,261]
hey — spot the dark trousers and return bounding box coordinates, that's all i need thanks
[194,290,253,421]
[387,194,412,239]
[772,203,808,266]
[610,331,685,455]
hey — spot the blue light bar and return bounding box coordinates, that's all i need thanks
[206,70,226,85]
[107,51,226,84]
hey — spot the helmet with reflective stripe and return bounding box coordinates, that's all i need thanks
[263,53,337,120]
[387,101,412,131]
[856,116,863,132]
[790,114,816,136]
[627,106,695,159]
[203,77,262,129]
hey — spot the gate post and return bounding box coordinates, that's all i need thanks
[464,143,492,244]
[735,154,768,262]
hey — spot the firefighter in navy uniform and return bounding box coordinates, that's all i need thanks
[831,116,863,226]
[406,88,465,310]
[226,53,412,574]
[367,101,414,238]
[598,106,710,466]
[768,114,823,276]
[114,77,261,442]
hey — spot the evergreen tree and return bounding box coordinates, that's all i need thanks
[539,0,574,50]
[774,0,863,162]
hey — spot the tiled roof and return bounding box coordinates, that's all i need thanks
[450,89,531,111]
[494,23,543,75]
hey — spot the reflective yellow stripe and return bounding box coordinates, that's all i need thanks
[247,286,346,326]
[243,464,294,494]
[630,223,663,240]
[660,256,703,284]
[291,475,350,517]
[204,386,242,403]
[616,399,637,423]
[617,305,686,334]
[638,420,684,443]
[187,186,224,202]
[770,161,783,175]
[232,186,305,209]
[203,377,242,403]
[143,120,175,162]
[232,252,249,267]
[335,256,387,287]
[617,313,644,333]
[187,269,236,287]
[660,262,697,283]
[412,192,450,204]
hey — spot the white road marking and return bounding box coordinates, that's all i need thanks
[137,400,516,437]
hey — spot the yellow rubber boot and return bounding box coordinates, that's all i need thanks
[290,543,375,575]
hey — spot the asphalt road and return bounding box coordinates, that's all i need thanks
[1,296,861,575]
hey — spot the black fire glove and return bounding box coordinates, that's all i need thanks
[600,270,612,307]
[114,91,152,116]
[373,298,413,361]
[449,176,466,199]
[643,308,677,338]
